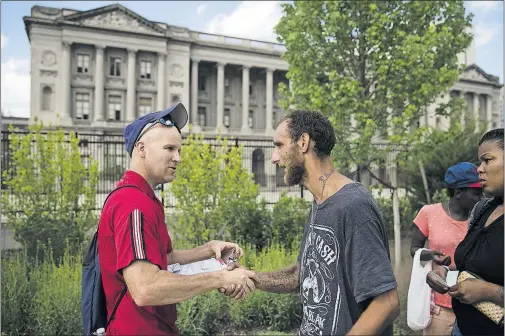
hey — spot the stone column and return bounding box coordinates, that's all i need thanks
[266,68,274,132]
[241,65,251,133]
[157,51,166,111]
[191,59,201,132]
[460,90,467,127]
[126,48,137,121]
[93,45,105,121]
[61,41,72,121]
[216,62,226,131]
[486,94,493,130]
[473,93,480,130]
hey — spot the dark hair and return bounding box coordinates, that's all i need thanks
[280,110,336,159]
[447,187,455,198]
[479,128,504,150]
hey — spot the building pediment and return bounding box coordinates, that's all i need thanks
[460,64,502,87]
[61,4,165,36]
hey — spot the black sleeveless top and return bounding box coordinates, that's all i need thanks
[453,198,504,336]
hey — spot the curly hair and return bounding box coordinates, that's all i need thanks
[479,128,504,150]
[280,110,336,159]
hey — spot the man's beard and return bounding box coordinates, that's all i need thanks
[285,156,306,186]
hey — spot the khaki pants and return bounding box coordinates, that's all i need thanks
[423,306,456,336]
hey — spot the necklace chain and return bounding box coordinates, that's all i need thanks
[310,168,337,229]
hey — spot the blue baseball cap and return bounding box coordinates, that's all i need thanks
[124,103,188,156]
[445,162,481,189]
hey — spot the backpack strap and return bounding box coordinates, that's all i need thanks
[99,184,143,329]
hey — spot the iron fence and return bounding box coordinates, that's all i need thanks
[1,130,306,211]
[1,130,408,212]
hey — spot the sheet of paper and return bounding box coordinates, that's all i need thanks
[446,271,459,287]
[167,258,227,275]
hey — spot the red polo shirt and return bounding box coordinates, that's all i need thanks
[98,170,178,335]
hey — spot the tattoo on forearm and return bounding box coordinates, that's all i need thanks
[498,286,504,300]
[257,266,299,294]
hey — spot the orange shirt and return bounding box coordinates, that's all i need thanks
[413,203,468,309]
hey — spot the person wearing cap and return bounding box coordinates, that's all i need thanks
[97,103,259,336]
[410,162,483,335]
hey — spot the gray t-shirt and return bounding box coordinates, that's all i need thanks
[298,183,397,336]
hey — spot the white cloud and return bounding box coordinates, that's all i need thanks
[197,3,208,16]
[1,33,7,50]
[1,57,31,117]
[467,1,501,14]
[205,1,284,42]
[475,22,501,47]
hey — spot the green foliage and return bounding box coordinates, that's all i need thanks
[376,196,417,239]
[170,134,261,245]
[398,122,482,209]
[1,121,99,261]
[1,247,82,336]
[1,250,33,336]
[275,1,473,180]
[271,192,309,250]
[2,243,301,336]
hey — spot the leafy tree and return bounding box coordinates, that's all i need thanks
[399,120,482,209]
[275,1,472,181]
[169,134,267,246]
[1,121,99,260]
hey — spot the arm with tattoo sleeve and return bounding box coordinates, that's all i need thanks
[255,263,300,294]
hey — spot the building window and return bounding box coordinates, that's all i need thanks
[77,54,90,74]
[140,60,152,79]
[224,77,230,95]
[224,108,230,127]
[252,149,266,187]
[248,110,254,128]
[76,93,90,120]
[108,95,122,121]
[109,57,122,77]
[198,106,206,126]
[42,86,52,111]
[199,76,207,91]
[249,84,253,95]
[139,97,152,116]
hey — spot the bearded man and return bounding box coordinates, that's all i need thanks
[223,110,400,336]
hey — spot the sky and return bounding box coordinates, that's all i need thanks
[1,1,503,117]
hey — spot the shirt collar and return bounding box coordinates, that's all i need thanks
[117,170,156,199]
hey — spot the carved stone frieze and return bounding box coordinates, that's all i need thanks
[40,70,58,77]
[169,64,183,78]
[80,11,156,34]
[41,51,57,66]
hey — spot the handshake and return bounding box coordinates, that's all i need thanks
[217,261,259,300]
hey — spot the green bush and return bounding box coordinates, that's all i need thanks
[2,241,302,336]
[170,134,260,245]
[1,121,99,261]
[271,192,309,250]
[1,247,83,336]
[1,250,33,336]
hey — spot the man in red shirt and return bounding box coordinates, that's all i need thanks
[98,103,258,335]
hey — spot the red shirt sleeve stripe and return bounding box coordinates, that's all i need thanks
[130,209,146,260]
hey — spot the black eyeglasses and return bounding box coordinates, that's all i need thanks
[134,118,179,146]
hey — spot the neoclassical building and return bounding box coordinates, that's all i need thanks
[22,4,289,139]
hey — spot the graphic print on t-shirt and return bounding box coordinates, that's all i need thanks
[299,225,341,336]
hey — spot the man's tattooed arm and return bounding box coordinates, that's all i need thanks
[255,263,300,294]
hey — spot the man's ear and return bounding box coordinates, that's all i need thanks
[136,141,147,158]
[298,133,311,154]
[454,189,463,199]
